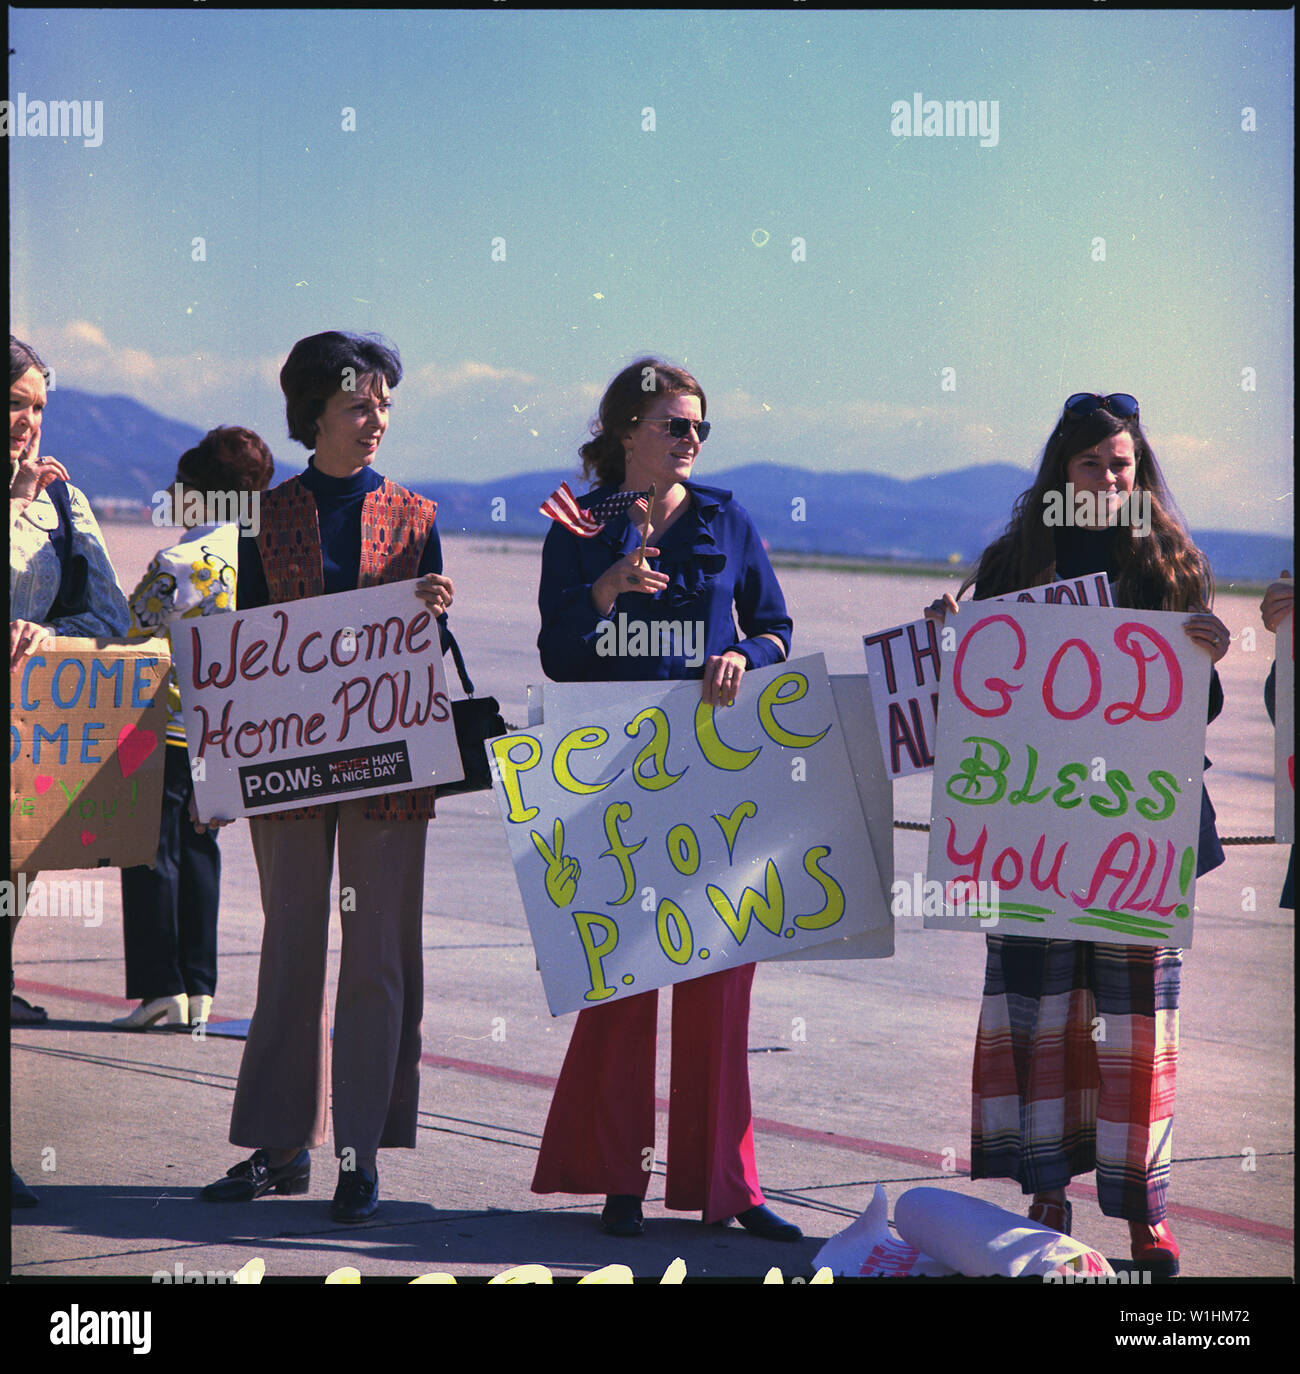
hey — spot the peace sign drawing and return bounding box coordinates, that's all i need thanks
[531,818,582,907]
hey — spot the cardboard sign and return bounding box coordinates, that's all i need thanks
[925,603,1210,946]
[490,655,887,1015]
[9,638,170,870]
[864,580,1116,781]
[171,581,463,820]
[1276,613,1294,845]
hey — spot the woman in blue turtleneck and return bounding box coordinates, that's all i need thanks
[530,357,803,1244]
[200,332,452,1224]
[926,394,1230,1277]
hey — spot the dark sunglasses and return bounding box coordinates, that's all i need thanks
[1064,393,1139,421]
[637,416,711,441]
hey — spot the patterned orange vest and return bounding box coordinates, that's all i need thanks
[254,474,440,822]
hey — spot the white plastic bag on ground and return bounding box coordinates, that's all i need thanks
[814,1184,1113,1278]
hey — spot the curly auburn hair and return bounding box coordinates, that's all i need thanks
[579,356,706,488]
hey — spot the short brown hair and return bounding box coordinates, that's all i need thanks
[176,426,275,495]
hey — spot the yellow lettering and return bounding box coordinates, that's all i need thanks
[706,861,784,943]
[601,802,644,905]
[694,698,760,771]
[656,898,694,964]
[554,726,621,794]
[491,734,542,823]
[627,706,687,790]
[666,823,700,875]
[712,801,757,862]
[573,911,620,1000]
[488,1265,555,1284]
[757,672,831,748]
[793,845,845,930]
[578,1265,635,1284]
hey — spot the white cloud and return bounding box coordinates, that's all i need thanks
[39,321,283,410]
[407,360,538,397]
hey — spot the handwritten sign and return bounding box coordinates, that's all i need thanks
[988,574,1114,607]
[10,638,170,870]
[925,603,1210,946]
[171,581,462,820]
[862,619,942,778]
[491,655,886,1015]
[1276,614,1294,845]
[863,580,1116,781]
[531,672,895,963]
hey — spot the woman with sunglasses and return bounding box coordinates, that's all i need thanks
[531,357,800,1242]
[925,393,1228,1276]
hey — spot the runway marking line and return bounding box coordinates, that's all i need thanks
[15,977,1293,1246]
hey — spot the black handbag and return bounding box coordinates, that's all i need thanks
[434,628,510,797]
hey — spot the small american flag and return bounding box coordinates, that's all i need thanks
[540,482,648,538]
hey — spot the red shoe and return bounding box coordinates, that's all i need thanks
[1027,1198,1072,1235]
[1129,1220,1180,1277]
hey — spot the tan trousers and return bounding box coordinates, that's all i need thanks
[229,802,428,1161]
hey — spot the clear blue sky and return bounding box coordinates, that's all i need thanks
[9,8,1294,537]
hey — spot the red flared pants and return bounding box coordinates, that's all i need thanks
[531,963,765,1223]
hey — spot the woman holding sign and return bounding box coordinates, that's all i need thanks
[926,392,1228,1275]
[10,336,130,1207]
[531,357,800,1241]
[200,332,453,1223]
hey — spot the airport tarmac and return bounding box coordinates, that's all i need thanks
[10,530,1293,1298]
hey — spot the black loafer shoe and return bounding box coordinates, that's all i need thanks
[714,1203,802,1242]
[601,1193,644,1237]
[331,1165,379,1223]
[200,1149,310,1202]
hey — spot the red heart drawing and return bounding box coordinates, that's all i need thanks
[117,725,158,779]
[80,830,97,846]
[34,775,54,794]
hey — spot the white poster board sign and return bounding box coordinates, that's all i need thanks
[925,603,1210,946]
[534,672,895,962]
[862,619,942,778]
[172,580,463,819]
[492,655,887,1015]
[1276,614,1294,845]
[863,579,1113,781]
[988,574,1114,607]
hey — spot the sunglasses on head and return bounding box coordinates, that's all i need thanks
[1064,393,1140,421]
[636,416,711,441]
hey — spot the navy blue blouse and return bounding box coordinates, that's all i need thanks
[538,481,793,682]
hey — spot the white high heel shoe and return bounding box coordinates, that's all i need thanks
[111,994,189,1029]
[188,994,213,1027]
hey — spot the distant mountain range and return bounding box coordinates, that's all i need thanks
[40,386,1292,583]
